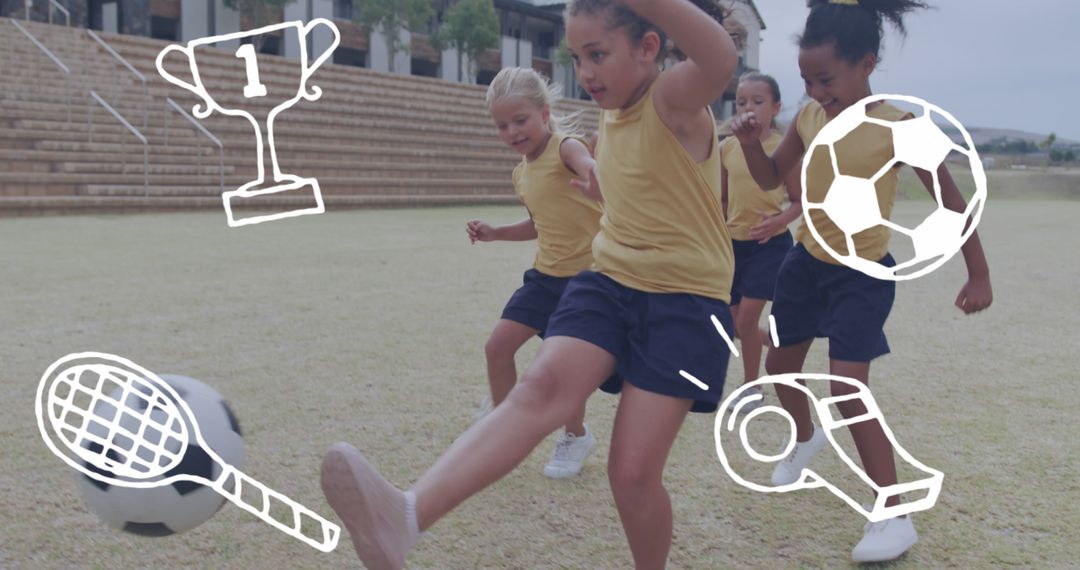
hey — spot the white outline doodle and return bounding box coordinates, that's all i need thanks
[155,20,341,227]
[801,94,988,281]
[36,352,341,552]
[714,374,943,522]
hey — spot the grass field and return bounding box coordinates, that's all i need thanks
[2,196,1078,568]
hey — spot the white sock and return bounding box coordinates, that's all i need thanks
[404,490,421,548]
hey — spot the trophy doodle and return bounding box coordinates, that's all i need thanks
[156,19,341,227]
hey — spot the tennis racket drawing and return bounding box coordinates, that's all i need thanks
[35,351,341,553]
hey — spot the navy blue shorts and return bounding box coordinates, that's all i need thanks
[500,268,571,334]
[770,243,896,362]
[730,231,794,305]
[546,271,733,413]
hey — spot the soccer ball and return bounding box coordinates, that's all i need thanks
[77,374,245,536]
[801,94,987,281]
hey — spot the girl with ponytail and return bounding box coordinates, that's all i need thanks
[731,0,993,562]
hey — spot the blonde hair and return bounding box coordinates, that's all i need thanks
[485,67,583,138]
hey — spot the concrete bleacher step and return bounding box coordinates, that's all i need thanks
[56,162,236,175]
[81,180,513,197]
[0,194,520,216]
[0,17,598,215]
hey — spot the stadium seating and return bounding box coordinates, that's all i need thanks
[0,18,601,216]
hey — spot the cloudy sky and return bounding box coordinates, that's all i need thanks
[753,0,1079,141]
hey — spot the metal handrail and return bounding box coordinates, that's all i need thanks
[87,29,149,129]
[11,18,71,123]
[165,98,225,193]
[48,0,69,26]
[88,91,149,196]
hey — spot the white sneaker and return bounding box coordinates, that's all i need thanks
[771,424,827,485]
[726,385,764,415]
[543,425,597,479]
[851,514,918,562]
[472,396,493,424]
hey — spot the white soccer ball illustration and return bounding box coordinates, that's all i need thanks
[801,94,987,281]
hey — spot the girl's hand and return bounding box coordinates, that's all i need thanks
[571,164,603,202]
[466,220,496,244]
[749,211,786,244]
[956,277,993,314]
[731,112,765,146]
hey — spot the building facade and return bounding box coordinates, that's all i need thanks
[5,0,764,109]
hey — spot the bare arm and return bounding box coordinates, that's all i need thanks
[466,216,537,243]
[913,165,992,314]
[720,158,729,219]
[560,138,603,202]
[748,164,804,243]
[494,217,539,241]
[732,111,807,190]
[624,0,738,116]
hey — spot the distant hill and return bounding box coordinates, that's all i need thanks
[936,125,1079,147]
[775,103,1078,150]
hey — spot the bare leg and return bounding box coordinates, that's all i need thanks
[484,319,539,406]
[734,297,768,384]
[764,340,815,442]
[563,400,588,437]
[608,384,693,570]
[829,359,900,508]
[412,336,616,530]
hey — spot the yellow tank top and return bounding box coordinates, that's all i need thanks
[512,132,603,277]
[592,82,734,302]
[795,100,912,264]
[722,133,787,241]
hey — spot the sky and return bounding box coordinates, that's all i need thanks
[753,0,1080,141]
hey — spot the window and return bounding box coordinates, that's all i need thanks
[334,0,353,20]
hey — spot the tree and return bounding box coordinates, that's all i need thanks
[1040,132,1057,152]
[353,0,434,73]
[554,37,573,67]
[433,0,499,82]
[223,0,295,51]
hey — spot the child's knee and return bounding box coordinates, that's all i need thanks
[734,309,760,334]
[508,365,568,415]
[484,334,516,362]
[608,456,661,499]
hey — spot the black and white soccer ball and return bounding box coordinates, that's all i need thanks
[77,374,245,537]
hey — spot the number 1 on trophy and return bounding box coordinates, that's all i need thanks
[235,44,268,99]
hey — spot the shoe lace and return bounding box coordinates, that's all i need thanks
[781,441,802,464]
[551,433,576,462]
[863,519,887,534]
[863,516,906,534]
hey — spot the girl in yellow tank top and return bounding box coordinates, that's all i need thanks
[465,67,604,480]
[730,0,993,562]
[318,2,741,569]
[720,72,803,417]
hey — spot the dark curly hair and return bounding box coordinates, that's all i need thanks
[800,0,930,64]
[565,0,725,60]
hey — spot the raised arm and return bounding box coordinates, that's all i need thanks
[732,110,807,191]
[624,0,738,115]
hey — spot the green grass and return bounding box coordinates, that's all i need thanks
[898,165,1080,201]
[1,198,1077,568]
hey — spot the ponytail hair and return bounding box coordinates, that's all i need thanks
[485,67,583,138]
[800,0,929,64]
